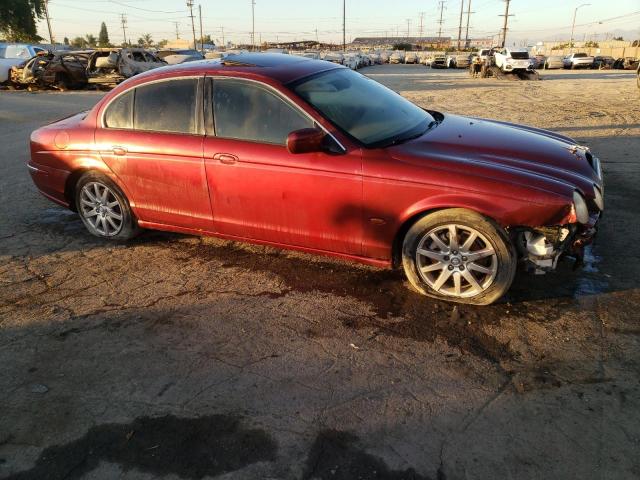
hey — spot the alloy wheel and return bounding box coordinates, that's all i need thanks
[79,182,124,236]
[415,224,498,298]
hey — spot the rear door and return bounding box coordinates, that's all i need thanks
[95,76,213,230]
[202,77,363,255]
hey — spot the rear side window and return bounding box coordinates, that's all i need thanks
[104,90,133,129]
[134,79,198,134]
[212,79,313,145]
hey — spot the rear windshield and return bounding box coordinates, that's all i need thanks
[510,52,529,59]
[574,53,588,58]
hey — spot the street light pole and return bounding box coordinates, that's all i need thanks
[570,3,591,52]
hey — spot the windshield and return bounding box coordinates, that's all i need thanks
[291,68,433,147]
[510,51,529,59]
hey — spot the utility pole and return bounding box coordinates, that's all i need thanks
[464,0,472,48]
[251,0,256,50]
[437,1,445,42]
[499,0,513,48]
[199,4,204,54]
[457,0,464,50]
[187,0,197,49]
[419,12,425,40]
[343,0,346,51]
[570,4,591,53]
[174,21,180,39]
[406,18,411,40]
[120,14,128,46]
[43,0,54,44]
[315,27,319,44]
[221,26,225,47]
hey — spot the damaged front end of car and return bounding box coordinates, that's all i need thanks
[512,151,603,274]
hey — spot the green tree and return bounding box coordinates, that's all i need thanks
[613,36,624,41]
[98,22,110,46]
[63,36,69,45]
[85,33,97,47]
[156,39,168,48]
[137,33,153,48]
[0,0,44,41]
[71,36,87,48]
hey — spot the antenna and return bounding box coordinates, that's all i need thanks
[120,14,128,46]
[499,0,514,47]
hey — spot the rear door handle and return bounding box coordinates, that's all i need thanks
[213,153,238,165]
[112,146,127,156]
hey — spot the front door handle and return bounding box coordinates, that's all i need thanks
[112,146,127,156]
[213,153,238,165]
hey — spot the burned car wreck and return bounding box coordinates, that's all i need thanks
[10,51,90,90]
[86,48,166,85]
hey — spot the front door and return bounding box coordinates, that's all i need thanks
[202,77,363,255]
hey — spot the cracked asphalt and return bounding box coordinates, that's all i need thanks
[1,66,639,479]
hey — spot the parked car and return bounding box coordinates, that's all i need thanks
[428,54,447,68]
[563,52,594,69]
[0,43,47,83]
[592,56,615,69]
[613,57,639,70]
[493,48,533,73]
[404,52,418,64]
[542,55,564,69]
[531,54,546,69]
[389,51,405,64]
[9,50,89,90]
[86,48,166,85]
[446,53,470,69]
[27,53,604,305]
[157,49,204,65]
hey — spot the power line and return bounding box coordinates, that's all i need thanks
[120,13,128,46]
[499,0,513,47]
[251,0,256,50]
[44,0,55,44]
[465,0,473,48]
[187,0,197,49]
[437,1,446,40]
[457,0,464,49]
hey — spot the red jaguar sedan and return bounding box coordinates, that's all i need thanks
[28,54,603,305]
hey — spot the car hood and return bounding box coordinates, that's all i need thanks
[388,113,601,198]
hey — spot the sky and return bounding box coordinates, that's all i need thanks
[39,0,640,46]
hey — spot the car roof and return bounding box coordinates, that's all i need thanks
[132,52,344,84]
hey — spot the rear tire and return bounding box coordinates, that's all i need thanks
[401,209,516,305]
[75,172,140,240]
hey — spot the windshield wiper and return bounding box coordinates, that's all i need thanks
[381,120,439,148]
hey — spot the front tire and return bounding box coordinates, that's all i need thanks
[401,209,516,305]
[75,172,140,240]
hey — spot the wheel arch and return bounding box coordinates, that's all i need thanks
[64,166,127,211]
[390,197,510,268]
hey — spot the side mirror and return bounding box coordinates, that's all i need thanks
[286,128,327,154]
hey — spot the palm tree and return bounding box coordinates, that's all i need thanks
[138,33,153,48]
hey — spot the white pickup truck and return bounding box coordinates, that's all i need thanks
[493,48,533,73]
[563,52,594,69]
[0,44,47,83]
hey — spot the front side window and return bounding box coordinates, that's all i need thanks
[212,79,313,145]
